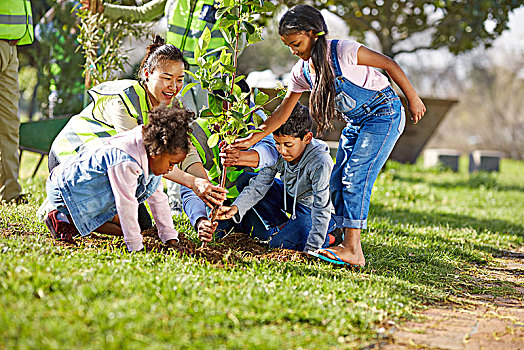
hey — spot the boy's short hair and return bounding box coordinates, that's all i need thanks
[274,102,312,139]
[143,103,195,156]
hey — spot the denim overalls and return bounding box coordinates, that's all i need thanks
[303,40,406,229]
[46,146,162,237]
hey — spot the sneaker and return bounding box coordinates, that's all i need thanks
[328,228,344,247]
[44,210,78,244]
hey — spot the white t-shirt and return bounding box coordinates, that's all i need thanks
[288,39,390,93]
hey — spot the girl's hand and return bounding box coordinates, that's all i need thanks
[216,206,238,220]
[407,96,426,124]
[219,142,241,167]
[196,218,218,242]
[165,239,192,255]
[191,177,228,207]
[231,135,254,150]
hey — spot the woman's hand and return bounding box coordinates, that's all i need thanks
[196,218,218,242]
[215,206,238,221]
[165,239,192,255]
[407,95,426,124]
[191,177,228,208]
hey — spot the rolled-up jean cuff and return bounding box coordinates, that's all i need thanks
[333,216,367,229]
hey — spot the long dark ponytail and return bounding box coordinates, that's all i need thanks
[138,35,188,83]
[279,5,338,134]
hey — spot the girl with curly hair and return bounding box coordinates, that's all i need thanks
[44,104,194,253]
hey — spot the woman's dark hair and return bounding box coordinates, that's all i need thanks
[138,35,189,82]
[274,102,312,139]
[142,104,194,156]
[279,5,338,134]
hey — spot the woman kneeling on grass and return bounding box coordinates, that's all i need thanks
[44,104,193,253]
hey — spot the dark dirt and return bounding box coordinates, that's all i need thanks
[1,224,310,266]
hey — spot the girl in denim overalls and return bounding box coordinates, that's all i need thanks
[234,5,426,266]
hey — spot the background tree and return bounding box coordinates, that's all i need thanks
[427,50,524,159]
[273,0,523,59]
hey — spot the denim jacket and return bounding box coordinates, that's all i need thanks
[54,146,162,238]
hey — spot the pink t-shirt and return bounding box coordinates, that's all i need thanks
[288,40,390,93]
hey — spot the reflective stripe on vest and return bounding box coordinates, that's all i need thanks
[0,0,34,45]
[190,118,254,199]
[166,0,227,65]
[53,115,117,162]
[87,80,149,125]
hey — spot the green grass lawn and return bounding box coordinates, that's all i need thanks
[1,153,522,349]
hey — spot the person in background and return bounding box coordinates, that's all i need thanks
[0,0,33,204]
[233,5,426,266]
[45,104,192,253]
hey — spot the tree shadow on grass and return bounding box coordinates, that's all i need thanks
[370,203,523,239]
[392,172,524,193]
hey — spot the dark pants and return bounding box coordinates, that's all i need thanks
[235,172,334,251]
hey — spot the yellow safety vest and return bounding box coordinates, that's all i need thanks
[190,118,255,199]
[166,0,227,65]
[52,80,149,163]
[0,0,33,45]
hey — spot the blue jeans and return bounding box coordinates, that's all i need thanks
[236,172,334,251]
[330,97,406,229]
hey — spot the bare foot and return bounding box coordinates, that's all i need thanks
[317,244,366,267]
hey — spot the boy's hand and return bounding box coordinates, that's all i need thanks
[216,205,238,220]
[196,218,218,243]
[407,96,426,124]
[165,239,192,255]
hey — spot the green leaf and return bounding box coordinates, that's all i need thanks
[219,17,235,31]
[208,93,223,115]
[247,128,264,134]
[179,82,198,97]
[231,110,248,128]
[248,31,263,44]
[260,1,276,12]
[219,27,233,45]
[215,6,232,20]
[242,21,256,35]
[207,133,220,148]
[203,46,229,58]
[254,90,269,105]
[199,27,211,52]
[199,108,215,118]
[232,83,242,98]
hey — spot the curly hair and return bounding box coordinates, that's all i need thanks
[274,102,312,140]
[142,104,195,156]
[138,35,189,83]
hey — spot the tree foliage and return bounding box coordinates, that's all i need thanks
[274,0,523,58]
[187,0,285,219]
[77,1,152,88]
